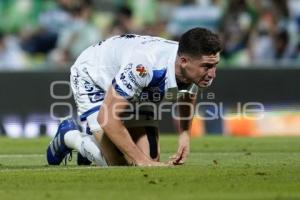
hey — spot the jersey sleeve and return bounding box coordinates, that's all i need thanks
[112,53,153,101]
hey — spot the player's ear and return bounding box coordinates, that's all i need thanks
[179,55,188,69]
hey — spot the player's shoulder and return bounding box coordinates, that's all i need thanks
[110,34,177,47]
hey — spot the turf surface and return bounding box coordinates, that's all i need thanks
[0,135,300,200]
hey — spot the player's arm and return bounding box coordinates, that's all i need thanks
[97,57,167,166]
[97,86,160,166]
[170,91,197,165]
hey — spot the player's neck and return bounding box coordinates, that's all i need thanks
[175,56,190,84]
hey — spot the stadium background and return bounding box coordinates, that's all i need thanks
[0,0,300,138]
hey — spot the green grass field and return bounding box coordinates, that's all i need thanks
[0,135,300,200]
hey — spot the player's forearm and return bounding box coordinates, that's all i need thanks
[98,114,149,165]
[178,107,191,132]
[177,94,196,133]
[98,86,154,165]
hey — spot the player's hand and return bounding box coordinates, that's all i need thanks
[125,153,170,167]
[169,131,190,165]
[135,160,169,167]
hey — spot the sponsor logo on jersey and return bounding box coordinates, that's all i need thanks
[128,71,141,87]
[120,73,133,90]
[88,92,105,103]
[123,63,133,73]
[136,64,147,77]
[84,80,94,92]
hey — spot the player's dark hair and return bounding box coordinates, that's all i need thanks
[178,27,222,57]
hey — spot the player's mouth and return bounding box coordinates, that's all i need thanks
[197,78,213,87]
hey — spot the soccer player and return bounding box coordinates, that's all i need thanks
[46,27,221,167]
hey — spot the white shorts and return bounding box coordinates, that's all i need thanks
[70,64,158,134]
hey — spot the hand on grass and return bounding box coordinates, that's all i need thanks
[169,131,190,165]
[135,160,170,167]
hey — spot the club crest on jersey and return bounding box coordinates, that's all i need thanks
[136,64,147,77]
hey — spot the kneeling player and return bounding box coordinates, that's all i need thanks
[46,27,221,166]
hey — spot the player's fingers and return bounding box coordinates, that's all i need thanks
[155,162,169,167]
[172,160,184,165]
[172,154,181,163]
[177,160,185,165]
[173,146,184,160]
[169,146,186,164]
[173,155,187,165]
[167,160,176,166]
[169,154,177,159]
[168,155,180,165]
[173,154,183,164]
[174,148,189,165]
[178,156,186,164]
[176,146,186,160]
[169,150,182,160]
[169,156,179,165]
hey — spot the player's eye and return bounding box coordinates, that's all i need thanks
[202,63,215,70]
[203,66,209,71]
[200,65,209,71]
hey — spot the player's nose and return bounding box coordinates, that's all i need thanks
[207,67,216,79]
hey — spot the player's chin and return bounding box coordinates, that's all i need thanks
[197,81,212,88]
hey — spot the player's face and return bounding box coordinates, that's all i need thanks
[179,53,220,87]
